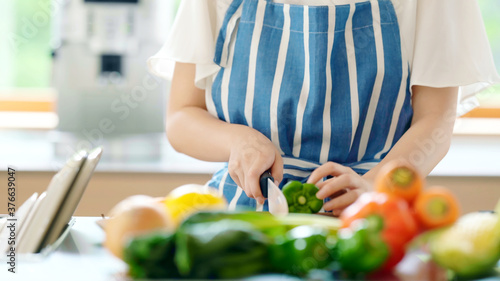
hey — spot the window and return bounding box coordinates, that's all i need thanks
[465,0,500,117]
[0,0,56,128]
[0,0,52,89]
[0,0,177,130]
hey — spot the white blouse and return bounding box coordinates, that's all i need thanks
[148,0,500,115]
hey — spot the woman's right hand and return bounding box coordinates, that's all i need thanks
[168,62,283,203]
[228,127,283,204]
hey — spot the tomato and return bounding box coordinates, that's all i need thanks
[340,192,419,271]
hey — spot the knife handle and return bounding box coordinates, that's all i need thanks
[259,170,274,198]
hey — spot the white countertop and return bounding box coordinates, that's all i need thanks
[0,128,499,177]
[0,217,127,281]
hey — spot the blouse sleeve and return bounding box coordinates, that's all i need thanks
[410,0,500,115]
[147,0,225,90]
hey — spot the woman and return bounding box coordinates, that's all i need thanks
[149,0,499,214]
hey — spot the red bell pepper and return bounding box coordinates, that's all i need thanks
[339,192,418,272]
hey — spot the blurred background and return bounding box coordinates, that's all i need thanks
[0,0,499,216]
[0,0,180,160]
[0,0,219,216]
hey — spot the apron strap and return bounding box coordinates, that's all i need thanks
[214,0,244,66]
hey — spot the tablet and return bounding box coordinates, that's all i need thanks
[16,192,46,250]
[0,193,38,254]
[16,147,103,254]
[39,147,103,251]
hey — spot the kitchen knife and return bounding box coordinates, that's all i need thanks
[259,171,289,216]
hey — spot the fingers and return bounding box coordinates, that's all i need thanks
[248,152,285,203]
[314,172,369,215]
[323,189,363,213]
[307,162,353,185]
[228,160,264,202]
[246,164,266,204]
[270,152,284,185]
[228,131,284,204]
[315,173,368,214]
[229,154,276,204]
[308,162,367,213]
[316,173,362,199]
[228,162,247,195]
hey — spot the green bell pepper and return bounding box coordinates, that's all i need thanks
[282,181,323,213]
[336,215,390,274]
[123,232,180,279]
[123,212,343,279]
[175,220,272,279]
[269,225,337,276]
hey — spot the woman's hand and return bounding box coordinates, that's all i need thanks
[307,162,372,215]
[168,62,284,204]
[228,128,283,204]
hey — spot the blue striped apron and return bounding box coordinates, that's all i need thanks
[206,0,413,211]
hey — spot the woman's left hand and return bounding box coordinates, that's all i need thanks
[307,162,372,215]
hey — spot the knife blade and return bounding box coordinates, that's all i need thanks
[259,171,289,216]
[267,178,289,216]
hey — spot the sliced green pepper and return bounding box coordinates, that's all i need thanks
[336,215,389,274]
[282,181,323,213]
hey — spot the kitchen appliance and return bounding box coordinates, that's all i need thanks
[52,0,173,139]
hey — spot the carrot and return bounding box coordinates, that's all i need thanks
[413,186,460,230]
[375,160,424,204]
